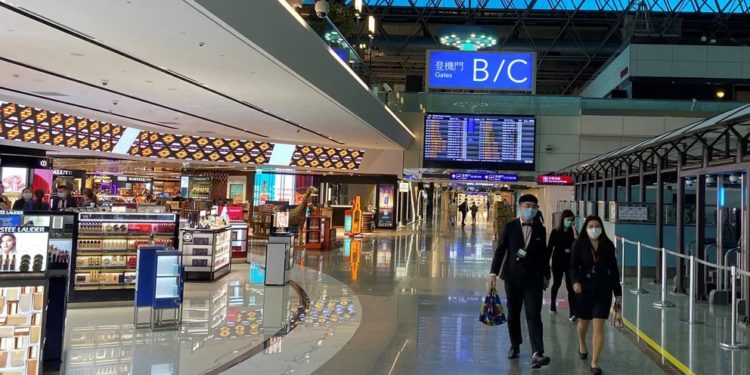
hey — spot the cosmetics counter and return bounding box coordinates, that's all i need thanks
[0,210,75,375]
[69,212,179,303]
[178,227,231,281]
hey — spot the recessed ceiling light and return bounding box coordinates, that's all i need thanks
[70,52,84,57]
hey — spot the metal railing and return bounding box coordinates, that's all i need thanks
[616,235,749,350]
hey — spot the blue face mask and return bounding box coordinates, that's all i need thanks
[563,219,573,229]
[522,207,537,221]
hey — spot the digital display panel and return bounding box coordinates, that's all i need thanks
[537,175,574,185]
[423,113,536,170]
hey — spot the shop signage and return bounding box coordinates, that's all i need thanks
[449,173,518,182]
[426,50,535,91]
[398,182,410,193]
[118,176,151,183]
[537,175,574,185]
[53,169,73,176]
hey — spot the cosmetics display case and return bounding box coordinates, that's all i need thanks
[0,277,47,375]
[69,212,179,303]
[179,227,231,281]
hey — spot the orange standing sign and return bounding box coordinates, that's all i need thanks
[351,195,363,236]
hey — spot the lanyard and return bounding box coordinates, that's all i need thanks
[590,245,600,265]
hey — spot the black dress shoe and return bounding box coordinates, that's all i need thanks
[531,352,550,368]
[591,367,603,375]
[578,350,588,360]
[550,305,557,313]
[507,346,520,359]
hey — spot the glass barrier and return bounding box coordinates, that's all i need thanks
[557,201,718,226]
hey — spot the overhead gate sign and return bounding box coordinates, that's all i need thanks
[426,50,536,92]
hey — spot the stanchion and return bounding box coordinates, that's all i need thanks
[621,237,630,285]
[653,248,676,308]
[630,241,649,294]
[720,266,749,350]
[681,255,704,325]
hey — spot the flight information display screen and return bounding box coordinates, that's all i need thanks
[423,113,536,170]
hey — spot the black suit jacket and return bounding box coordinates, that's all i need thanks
[50,197,77,211]
[491,219,550,286]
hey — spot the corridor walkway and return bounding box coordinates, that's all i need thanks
[267,217,673,375]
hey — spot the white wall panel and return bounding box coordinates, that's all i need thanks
[581,116,623,135]
[623,116,665,136]
[538,134,580,154]
[538,115,581,135]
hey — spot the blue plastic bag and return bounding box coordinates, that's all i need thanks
[480,286,507,326]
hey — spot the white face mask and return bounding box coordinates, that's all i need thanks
[22,193,32,200]
[587,227,602,240]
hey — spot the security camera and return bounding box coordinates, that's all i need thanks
[112,100,118,106]
[101,79,109,87]
[314,0,329,18]
[382,83,393,93]
[730,174,739,183]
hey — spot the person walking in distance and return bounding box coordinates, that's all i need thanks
[470,202,479,224]
[458,200,468,226]
[489,194,551,369]
[449,200,458,227]
[570,216,622,375]
[546,210,578,321]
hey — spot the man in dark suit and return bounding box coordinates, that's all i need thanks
[459,200,468,226]
[50,185,77,211]
[489,194,551,369]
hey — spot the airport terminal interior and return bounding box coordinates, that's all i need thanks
[0,0,750,374]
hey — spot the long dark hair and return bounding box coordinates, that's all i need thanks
[557,209,575,231]
[576,215,614,250]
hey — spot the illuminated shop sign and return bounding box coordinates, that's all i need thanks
[450,173,518,182]
[537,175,574,185]
[426,50,535,91]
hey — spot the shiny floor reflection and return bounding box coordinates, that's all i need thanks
[63,267,303,375]
[300,218,669,375]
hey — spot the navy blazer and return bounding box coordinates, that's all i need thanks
[491,219,550,286]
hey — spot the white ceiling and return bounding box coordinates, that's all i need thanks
[0,0,412,149]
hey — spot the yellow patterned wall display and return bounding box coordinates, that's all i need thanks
[127,131,274,164]
[0,101,122,152]
[0,100,367,171]
[291,145,365,170]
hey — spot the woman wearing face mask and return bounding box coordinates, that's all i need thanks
[82,189,98,208]
[546,209,578,320]
[12,188,34,210]
[570,216,622,375]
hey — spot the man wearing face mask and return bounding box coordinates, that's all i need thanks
[50,185,77,211]
[489,194,551,369]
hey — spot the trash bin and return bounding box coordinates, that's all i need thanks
[264,233,294,286]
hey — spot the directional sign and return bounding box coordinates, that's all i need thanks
[450,173,518,182]
[426,50,536,92]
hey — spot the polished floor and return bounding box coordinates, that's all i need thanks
[61,214,731,374]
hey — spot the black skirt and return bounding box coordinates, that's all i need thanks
[576,290,613,320]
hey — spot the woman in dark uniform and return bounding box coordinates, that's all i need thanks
[570,215,622,375]
[546,209,577,320]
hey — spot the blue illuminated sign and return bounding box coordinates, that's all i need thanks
[332,48,348,63]
[450,173,518,182]
[426,50,535,92]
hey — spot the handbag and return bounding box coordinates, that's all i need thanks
[479,286,507,326]
[610,298,623,328]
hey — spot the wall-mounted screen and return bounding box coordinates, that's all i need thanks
[423,113,535,170]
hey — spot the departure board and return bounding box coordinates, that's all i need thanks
[423,113,536,170]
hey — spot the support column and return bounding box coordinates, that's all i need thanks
[639,160,646,203]
[656,157,664,283]
[742,170,750,322]
[675,173,687,293]
[696,174,707,301]
[625,162,632,202]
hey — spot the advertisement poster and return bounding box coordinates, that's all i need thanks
[229,184,244,202]
[0,226,49,273]
[1,167,28,193]
[377,184,395,228]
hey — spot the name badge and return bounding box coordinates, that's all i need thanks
[565,248,571,254]
[516,249,527,258]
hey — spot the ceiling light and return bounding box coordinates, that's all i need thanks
[354,0,363,13]
[438,26,499,51]
[716,90,725,99]
[368,15,376,36]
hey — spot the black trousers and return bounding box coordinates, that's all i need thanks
[505,281,545,354]
[461,211,467,224]
[551,265,576,316]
